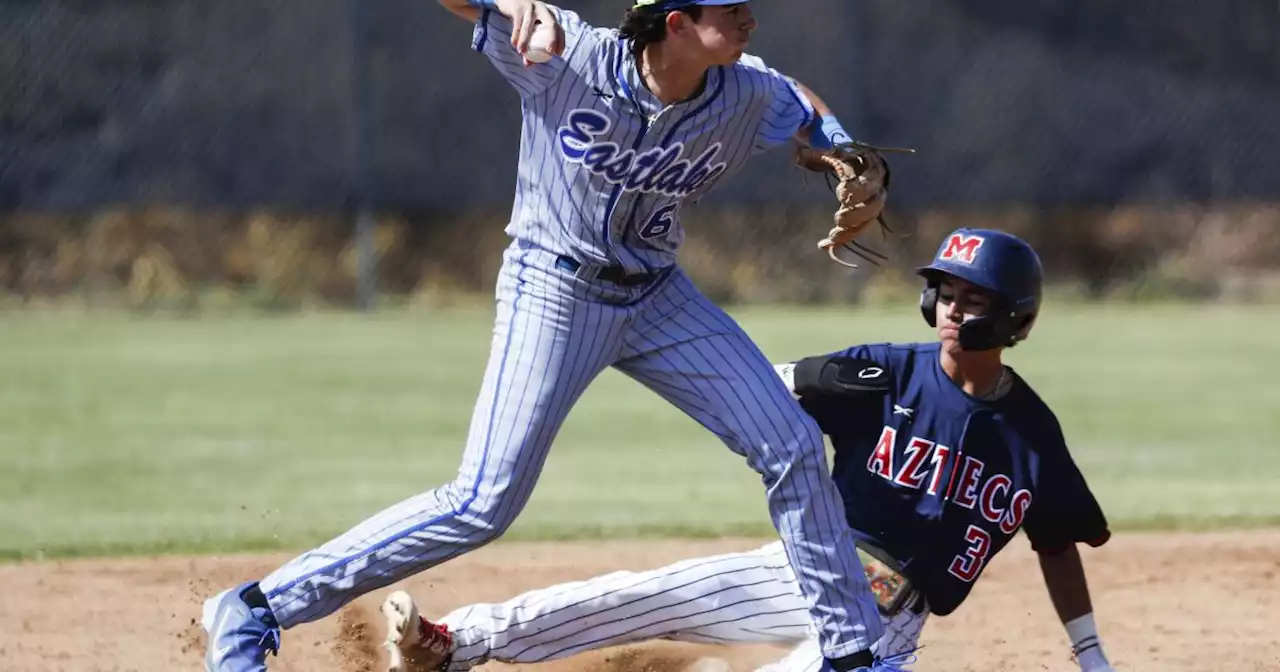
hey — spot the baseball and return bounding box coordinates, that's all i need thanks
[525,25,556,64]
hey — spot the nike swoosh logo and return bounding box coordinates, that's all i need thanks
[211,608,236,661]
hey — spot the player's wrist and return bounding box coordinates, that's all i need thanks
[465,0,502,9]
[1065,613,1111,671]
[773,362,798,394]
[807,114,852,150]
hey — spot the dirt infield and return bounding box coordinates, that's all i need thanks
[2,530,1278,672]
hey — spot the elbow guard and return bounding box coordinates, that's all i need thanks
[793,355,892,398]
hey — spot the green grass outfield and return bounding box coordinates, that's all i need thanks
[1,303,1277,561]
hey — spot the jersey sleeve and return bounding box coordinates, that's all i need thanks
[798,394,850,437]
[1021,419,1112,554]
[470,5,602,98]
[837,343,889,362]
[735,54,817,155]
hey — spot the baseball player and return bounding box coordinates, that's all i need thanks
[202,1,907,671]
[378,229,1118,672]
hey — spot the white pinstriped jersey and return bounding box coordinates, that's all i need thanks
[472,6,815,275]
[254,5,888,659]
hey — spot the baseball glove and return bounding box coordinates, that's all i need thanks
[795,141,914,268]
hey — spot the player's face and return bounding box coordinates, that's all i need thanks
[935,276,996,351]
[684,4,757,65]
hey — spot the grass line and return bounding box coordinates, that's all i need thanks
[1,305,1276,561]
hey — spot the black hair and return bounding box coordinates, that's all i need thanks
[617,5,703,57]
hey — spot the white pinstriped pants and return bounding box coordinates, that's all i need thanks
[259,240,883,657]
[438,541,927,671]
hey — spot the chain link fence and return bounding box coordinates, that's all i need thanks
[2,0,1278,307]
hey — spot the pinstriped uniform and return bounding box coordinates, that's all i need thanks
[435,542,926,672]
[257,5,883,658]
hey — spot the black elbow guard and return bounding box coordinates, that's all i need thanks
[793,355,892,398]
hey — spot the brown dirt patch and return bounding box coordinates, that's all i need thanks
[1,531,1278,671]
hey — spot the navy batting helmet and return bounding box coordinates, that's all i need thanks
[917,228,1043,351]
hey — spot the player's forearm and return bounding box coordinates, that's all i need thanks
[793,80,851,149]
[793,80,834,118]
[439,0,522,23]
[1039,545,1093,621]
[438,0,482,22]
[1040,546,1112,671]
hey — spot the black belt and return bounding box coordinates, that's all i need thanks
[555,255,662,287]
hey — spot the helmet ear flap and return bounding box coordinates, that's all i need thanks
[1010,312,1038,345]
[920,284,939,327]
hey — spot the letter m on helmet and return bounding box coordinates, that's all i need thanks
[939,233,985,264]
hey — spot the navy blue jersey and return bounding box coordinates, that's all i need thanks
[795,342,1110,616]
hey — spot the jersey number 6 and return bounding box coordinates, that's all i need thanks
[638,204,678,240]
[947,524,992,583]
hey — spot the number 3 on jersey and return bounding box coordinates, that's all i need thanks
[948,524,992,582]
[638,204,678,240]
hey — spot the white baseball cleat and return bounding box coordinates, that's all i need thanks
[381,590,455,672]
